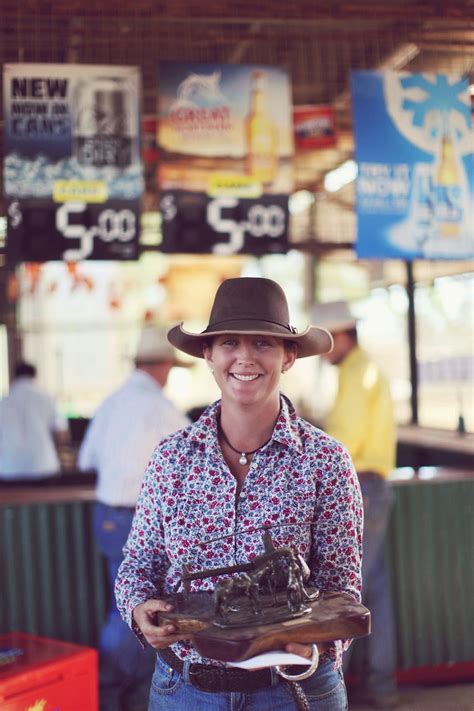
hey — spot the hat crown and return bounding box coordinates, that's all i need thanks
[136,326,177,362]
[207,278,291,331]
[311,300,357,333]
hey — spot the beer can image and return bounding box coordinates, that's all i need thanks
[72,76,136,167]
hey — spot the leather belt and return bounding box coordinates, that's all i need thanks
[159,647,274,693]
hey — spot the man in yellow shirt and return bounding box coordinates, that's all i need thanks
[313,300,398,708]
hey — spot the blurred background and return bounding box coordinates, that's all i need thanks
[0,2,472,710]
[0,0,472,441]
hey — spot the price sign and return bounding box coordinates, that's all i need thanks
[3,63,142,263]
[6,198,140,262]
[160,190,289,255]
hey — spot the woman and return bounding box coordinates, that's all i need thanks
[116,277,363,711]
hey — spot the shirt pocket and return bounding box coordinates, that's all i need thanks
[264,479,315,556]
[281,479,316,521]
[165,497,233,576]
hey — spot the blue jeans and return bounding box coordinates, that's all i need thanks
[94,502,156,711]
[343,476,397,697]
[148,655,347,710]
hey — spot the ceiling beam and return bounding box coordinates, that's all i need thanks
[1,1,473,23]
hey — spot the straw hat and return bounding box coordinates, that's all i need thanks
[135,326,190,367]
[310,301,357,334]
[167,277,333,359]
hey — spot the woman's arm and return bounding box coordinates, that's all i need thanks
[312,441,363,600]
[115,446,173,637]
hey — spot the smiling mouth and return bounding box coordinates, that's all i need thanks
[230,373,261,382]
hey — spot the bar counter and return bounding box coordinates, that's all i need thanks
[396,425,474,469]
[0,484,96,506]
[1,467,473,677]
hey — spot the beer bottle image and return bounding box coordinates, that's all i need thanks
[434,117,463,237]
[73,77,133,167]
[437,131,459,186]
[245,71,278,185]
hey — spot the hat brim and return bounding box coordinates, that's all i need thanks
[134,354,193,368]
[168,322,333,359]
[317,318,357,334]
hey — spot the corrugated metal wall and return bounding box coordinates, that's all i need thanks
[0,500,107,647]
[387,480,474,668]
[1,480,473,667]
[349,479,474,673]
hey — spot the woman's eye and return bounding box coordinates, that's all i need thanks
[255,339,270,348]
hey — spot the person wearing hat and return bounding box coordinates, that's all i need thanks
[313,301,398,709]
[78,326,190,711]
[115,278,363,711]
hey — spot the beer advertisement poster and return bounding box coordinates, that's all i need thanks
[158,61,294,255]
[3,63,142,262]
[351,70,473,260]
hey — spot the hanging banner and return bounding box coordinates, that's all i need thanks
[293,105,336,149]
[3,63,142,262]
[158,61,293,255]
[142,115,159,167]
[141,115,160,214]
[351,70,473,259]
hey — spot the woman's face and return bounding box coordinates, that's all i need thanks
[203,334,296,409]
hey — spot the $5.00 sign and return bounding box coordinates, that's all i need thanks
[160,190,289,255]
[7,198,140,262]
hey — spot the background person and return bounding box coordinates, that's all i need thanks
[78,326,190,711]
[116,277,363,711]
[0,361,69,481]
[313,300,398,709]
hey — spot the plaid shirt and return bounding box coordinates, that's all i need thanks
[116,395,363,668]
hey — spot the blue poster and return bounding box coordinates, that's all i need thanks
[3,63,142,262]
[351,70,473,260]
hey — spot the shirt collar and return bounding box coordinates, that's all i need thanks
[188,395,303,453]
[188,401,220,448]
[273,394,304,452]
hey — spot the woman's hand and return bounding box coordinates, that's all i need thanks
[133,599,184,649]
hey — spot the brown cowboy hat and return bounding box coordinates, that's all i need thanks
[167,277,333,359]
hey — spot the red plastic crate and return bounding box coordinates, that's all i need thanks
[0,633,98,711]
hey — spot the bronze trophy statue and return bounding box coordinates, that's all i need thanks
[158,526,370,664]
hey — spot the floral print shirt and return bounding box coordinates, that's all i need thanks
[115,395,363,668]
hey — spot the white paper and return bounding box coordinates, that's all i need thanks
[227,650,311,669]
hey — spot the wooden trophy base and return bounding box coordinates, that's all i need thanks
[159,590,370,662]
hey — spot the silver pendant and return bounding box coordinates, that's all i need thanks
[239,453,248,465]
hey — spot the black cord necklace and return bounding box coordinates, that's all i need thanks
[218,419,273,465]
